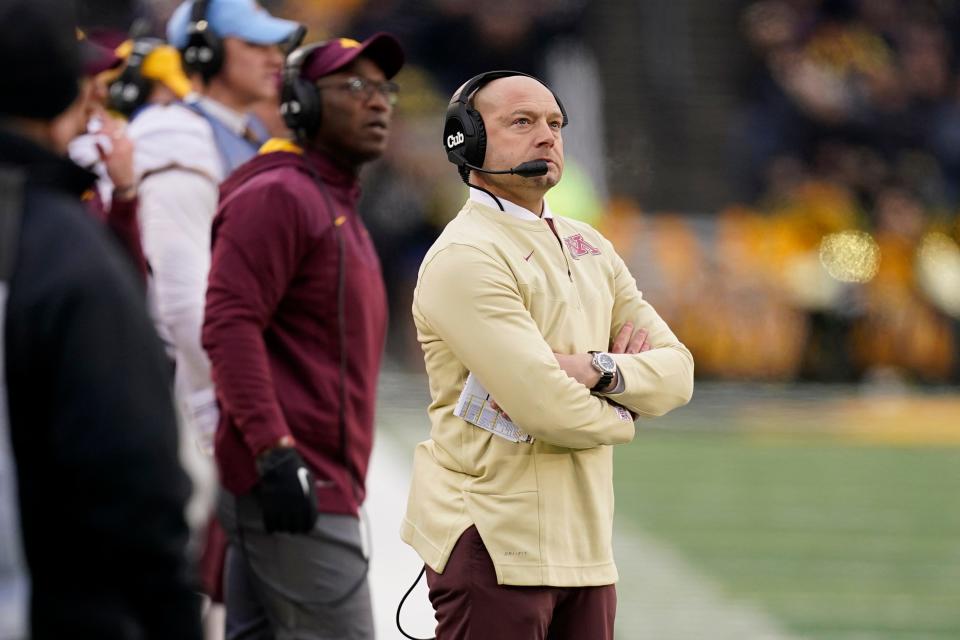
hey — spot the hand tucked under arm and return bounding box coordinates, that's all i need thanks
[610,321,653,355]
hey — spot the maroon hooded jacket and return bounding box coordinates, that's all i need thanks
[202,143,387,516]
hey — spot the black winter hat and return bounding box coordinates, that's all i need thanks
[0,0,82,121]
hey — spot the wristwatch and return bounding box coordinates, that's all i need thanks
[589,351,616,392]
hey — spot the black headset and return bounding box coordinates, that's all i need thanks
[181,0,223,80]
[108,36,163,117]
[279,41,328,141]
[443,70,568,181]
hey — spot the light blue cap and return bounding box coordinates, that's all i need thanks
[167,0,300,49]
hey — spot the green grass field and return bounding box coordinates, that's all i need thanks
[615,425,960,639]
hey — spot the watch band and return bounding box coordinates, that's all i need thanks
[591,370,614,392]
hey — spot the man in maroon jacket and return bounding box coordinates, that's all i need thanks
[202,33,404,640]
[71,35,150,282]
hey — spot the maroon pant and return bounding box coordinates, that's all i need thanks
[425,526,616,640]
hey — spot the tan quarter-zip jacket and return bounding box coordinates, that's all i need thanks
[401,199,694,586]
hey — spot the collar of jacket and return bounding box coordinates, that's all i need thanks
[0,128,96,197]
[256,137,362,202]
[302,145,361,198]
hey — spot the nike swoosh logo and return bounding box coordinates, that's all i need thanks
[297,467,310,496]
[524,250,535,261]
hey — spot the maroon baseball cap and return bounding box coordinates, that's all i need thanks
[80,37,122,77]
[301,32,404,82]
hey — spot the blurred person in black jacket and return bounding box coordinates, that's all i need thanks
[0,1,202,638]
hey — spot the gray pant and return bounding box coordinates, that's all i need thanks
[218,491,374,640]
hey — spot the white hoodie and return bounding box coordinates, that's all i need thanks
[129,102,222,455]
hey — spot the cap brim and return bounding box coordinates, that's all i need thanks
[230,13,301,46]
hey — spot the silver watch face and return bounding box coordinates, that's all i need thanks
[595,353,616,373]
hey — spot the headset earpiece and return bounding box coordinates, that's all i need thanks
[443,70,568,179]
[108,38,161,117]
[181,0,223,81]
[465,103,487,169]
[280,42,327,141]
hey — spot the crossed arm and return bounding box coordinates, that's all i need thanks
[495,323,652,418]
[490,236,693,421]
[416,242,693,448]
[553,321,653,391]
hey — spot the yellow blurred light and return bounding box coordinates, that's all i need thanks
[918,231,960,262]
[818,230,881,283]
[917,232,960,318]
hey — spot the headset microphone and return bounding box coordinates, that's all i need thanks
[446,152,549,212]
[454,154,549,179]
[510,160,549,177]
[465,159,548,178]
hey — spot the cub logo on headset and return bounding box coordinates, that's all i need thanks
[443,116,467,159]
[446,130,464,149]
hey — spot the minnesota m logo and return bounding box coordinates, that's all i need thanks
[562,234,601,259]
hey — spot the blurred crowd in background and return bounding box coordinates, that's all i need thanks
[726,0,960,383]
[81,0,960,384]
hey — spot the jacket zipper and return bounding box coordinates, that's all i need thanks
[545,217,573,281]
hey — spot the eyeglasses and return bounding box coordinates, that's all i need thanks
[315,76,400,106]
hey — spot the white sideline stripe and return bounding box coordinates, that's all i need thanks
[366,432,436,639]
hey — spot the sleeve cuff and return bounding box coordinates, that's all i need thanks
[603,365,626,395]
